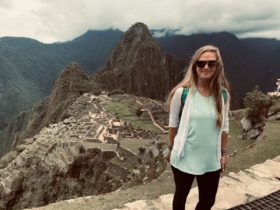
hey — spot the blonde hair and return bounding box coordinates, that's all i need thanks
[165,45,231,128]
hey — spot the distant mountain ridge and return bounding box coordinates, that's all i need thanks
[1,22,280,155]
[0,30,122,131]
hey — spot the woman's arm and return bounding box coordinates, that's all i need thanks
[220,130,229,172]
[165,127,178,161]
[165,87,183,161]
[221,92,230,172]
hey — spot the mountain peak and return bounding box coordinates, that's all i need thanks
[127,22,150,34]
[93,22,186,100]
[46,63,90,119]
[122,22,152,44]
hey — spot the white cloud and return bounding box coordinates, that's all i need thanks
[0,0,13,9]
[0,0,280,43]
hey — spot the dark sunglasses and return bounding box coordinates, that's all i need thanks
[195,60,217,68]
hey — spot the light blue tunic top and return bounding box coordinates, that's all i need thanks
[170,91,221,175]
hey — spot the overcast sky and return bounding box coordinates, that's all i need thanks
[0,0,280,43]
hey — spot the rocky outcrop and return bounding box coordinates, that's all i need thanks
[0,93,167,210]
[239,117,264,140]
[93,22,187,100]
[267,109,280,121]
[239,108,279,140]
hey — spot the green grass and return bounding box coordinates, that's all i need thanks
[228,120,255,154]
[226,120,280,174]
[120,138,150,154]
[102,100,161,131]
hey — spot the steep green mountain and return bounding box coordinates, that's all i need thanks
[93,23,186,100]
[156,32,278,108]
[0,29,122,131]
[0,55,42,129]
[241,38,280,91]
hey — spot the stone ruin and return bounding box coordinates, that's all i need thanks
[0,93,166,210]
[235,108,279,141]
[239,117,265,141]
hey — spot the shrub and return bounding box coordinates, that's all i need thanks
[243,86,272,123]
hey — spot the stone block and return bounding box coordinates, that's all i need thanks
[241,117,252,131]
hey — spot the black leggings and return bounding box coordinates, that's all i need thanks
[171,166,220,210]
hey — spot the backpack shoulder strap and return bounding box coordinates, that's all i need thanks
[181,87,189,105]
[221,89,227,104]
[179,87,189,120]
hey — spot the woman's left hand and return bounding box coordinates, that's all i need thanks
[220,155,228,172]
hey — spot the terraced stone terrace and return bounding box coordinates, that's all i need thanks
[0,93,167,210]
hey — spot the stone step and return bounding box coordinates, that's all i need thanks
[60,148,75,165]
[50,149,65,166]
[35,140,52,151]
[112,156,280,210]
[51,147,71,169]
[19,151,32,163]
[32,152,45,160]
[44,153,57,167]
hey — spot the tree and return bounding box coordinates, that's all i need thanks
[243,86,272,123]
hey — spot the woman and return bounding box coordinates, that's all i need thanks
[165,45,230,210]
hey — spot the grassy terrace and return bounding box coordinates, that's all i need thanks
[101,99,162,132]
[226,120,280,174]
[226,96,280,174]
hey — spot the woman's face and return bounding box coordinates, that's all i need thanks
[195,51,217,81]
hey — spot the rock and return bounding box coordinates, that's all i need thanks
[267,112,280,121]
[256,133,264,142]
[241,117,252,131]
[133,169,140,175]
[150,147,159,158]
[267,110,277,117]
[24,138,35,145]
[63,118,77,124]
[247,129,261,139]
[15,144,26,153]
[253,122,265,129]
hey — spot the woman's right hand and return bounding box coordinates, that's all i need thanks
[163,148,172,162]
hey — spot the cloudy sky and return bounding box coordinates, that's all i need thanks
[0,0,280,43]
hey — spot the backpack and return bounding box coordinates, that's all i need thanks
[179,87,227,118]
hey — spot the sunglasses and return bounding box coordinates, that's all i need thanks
[195,60,217,68]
